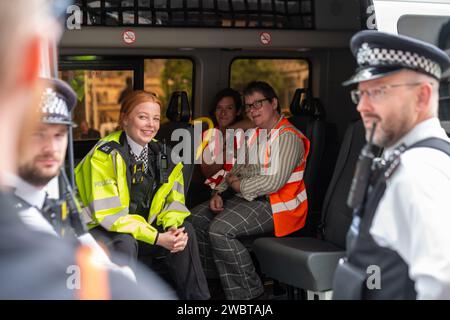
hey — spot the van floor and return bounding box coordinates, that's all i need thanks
[208,278,291,300]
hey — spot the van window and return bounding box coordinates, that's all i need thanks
[230,58,310,116]
[59,58,194,141]
[398,15,450,123]
[144,58,194,123]
[59,69,134,140]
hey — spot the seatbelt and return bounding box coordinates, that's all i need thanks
[407,137,450,156]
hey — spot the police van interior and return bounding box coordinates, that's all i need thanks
[57,0,450,300]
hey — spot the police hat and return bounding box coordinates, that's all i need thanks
[343,30,450,86]
[39,78,77,126]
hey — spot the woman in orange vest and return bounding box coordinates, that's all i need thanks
[190,81,310,300]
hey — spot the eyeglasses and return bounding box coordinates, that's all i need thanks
[350,82,424,104]
[244,98,270,111]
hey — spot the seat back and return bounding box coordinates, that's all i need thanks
[155,91,195,195]
[288,88,326,235]
[165,91,191,123]
[72,139,99,167]
[321,120,366,248]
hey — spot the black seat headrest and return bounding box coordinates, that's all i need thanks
[166,91,191,122]
[289,88,325,119]
[290,88,314,117]
[179,91,191,122]
[312,98,326,119]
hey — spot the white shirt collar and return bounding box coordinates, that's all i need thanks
[126,134,146,156]
[13,176,47,209]
[384,117,450,158]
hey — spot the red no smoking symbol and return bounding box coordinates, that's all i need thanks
[260,32,271,45]
[122,30,136,44]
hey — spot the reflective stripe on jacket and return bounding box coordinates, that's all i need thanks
[75,130,190,245]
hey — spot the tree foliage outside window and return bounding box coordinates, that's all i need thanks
[145,59,194,123]
[230,59,309,115]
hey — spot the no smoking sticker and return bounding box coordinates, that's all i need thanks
[260,32,271,45]
[122,30,136,44]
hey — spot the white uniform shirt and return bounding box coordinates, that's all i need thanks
[126,134,145,156]
[11,174,137,282]
[370,117,450,299]
[13,176,58,236]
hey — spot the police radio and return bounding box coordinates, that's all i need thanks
[347,122,377,210]
[157,139,169,184]
[60,168,88,236]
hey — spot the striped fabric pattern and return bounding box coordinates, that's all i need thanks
[214,130,304,201]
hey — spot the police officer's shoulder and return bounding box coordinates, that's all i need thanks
[97,141,122,155]
[401,147,450,179]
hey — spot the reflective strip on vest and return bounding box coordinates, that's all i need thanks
[100,208,129,229]
[149,200,188,225]
[162,200,188,213]
[271,189,307,214]
[81,206,94,224]
[89,196,122,212]
[286,170,304,184]
[172,181,184,194]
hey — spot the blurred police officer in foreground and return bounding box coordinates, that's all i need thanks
[7,77,138,282]
[0,0,175,299]
[333,31,450,299]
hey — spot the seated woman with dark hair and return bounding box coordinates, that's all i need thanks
[201,88,253,189]
[191,81,310,300]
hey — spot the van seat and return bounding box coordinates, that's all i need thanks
[253,120,366,295]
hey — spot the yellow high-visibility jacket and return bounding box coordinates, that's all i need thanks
[75,130,190,245]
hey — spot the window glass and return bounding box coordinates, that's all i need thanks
[144,59,194,123]
[59,69,133,140]
[59,58,194,141]
[230,59,309,116]
[398,15,450,125]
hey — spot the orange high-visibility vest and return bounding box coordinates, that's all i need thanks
[249,117,310,237]
[76,245,110,300]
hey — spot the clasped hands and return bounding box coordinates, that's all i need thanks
[156,226,188,253]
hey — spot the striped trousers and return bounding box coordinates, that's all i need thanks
[189,196,274,300]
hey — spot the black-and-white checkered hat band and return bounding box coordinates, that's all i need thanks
[357,42,441,79]
[40,88,71,123]
[39,78,77,126]
[344,30,450,86]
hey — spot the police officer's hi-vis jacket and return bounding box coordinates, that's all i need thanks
[75,130,190,245]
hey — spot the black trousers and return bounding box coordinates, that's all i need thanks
[90,221,210,300]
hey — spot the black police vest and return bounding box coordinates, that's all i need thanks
[122,138,159,218]
[11,194,78,241]
[334,137,450,300]
[128,148,158,218]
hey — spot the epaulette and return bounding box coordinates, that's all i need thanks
[383,144,406,179]
[97,141,122,154]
